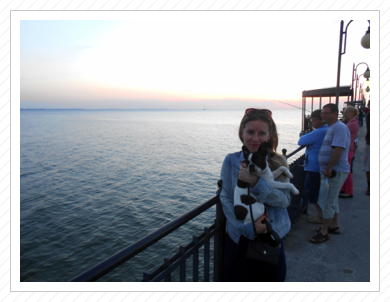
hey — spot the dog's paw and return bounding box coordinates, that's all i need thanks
[292,188,300,195]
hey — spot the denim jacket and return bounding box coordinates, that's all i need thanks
[219,151,291,244]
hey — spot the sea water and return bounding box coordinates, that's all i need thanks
[20,109,304,282]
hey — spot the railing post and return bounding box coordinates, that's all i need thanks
[179,246,186,282]
[163,258,172,282]
[214,198,226,282]
[203,227,210,282]
[193,236,199,282]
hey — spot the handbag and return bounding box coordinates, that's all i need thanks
[245,187,281,266]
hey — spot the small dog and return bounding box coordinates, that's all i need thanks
[246,142,300,195]
[233,144,265,225]
[234,142,299,225]
[233,175,265,225]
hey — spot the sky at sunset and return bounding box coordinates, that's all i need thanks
[17,11,374,110]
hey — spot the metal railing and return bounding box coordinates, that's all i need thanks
[285,150,307,229]
[142,199,225,282]
[70,148,306,282]
[70,193,226,282]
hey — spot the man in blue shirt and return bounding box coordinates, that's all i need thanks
[310,104,350,244]
[298,110,328,224]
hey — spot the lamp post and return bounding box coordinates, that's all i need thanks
[364,79,370,103]
[355,73,366,102]
[335,20,370,107]
[358,79,370,105]
[351,62,370,102]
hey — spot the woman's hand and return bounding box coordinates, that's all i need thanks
[254,214,268,234]
[238,163,258,187]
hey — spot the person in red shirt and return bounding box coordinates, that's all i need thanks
[339,106,360,198]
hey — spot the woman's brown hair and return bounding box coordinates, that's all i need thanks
[238,110,278,153]
[238,109,288,174]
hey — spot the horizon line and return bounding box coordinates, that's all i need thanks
[20,108,300,111]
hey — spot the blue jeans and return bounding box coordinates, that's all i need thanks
[304,171,321,204]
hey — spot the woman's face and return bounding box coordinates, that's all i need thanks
[311,117,323,129]
[343,110,354,121]
[242,120,271,153]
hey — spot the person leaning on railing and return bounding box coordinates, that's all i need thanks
[297,109,328,224]
[219,108,291,282]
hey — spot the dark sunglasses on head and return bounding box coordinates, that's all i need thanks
[244,108,273,118]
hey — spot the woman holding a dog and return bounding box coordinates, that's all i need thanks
[219,108,291,282]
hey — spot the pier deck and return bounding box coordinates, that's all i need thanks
[284,122,370,282]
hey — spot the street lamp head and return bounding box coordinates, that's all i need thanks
[361,22,370,49]
[364,67,370,79]
[365,78,370,93]
[361,31,370,48]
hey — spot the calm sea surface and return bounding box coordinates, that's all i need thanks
[20,109,304,282]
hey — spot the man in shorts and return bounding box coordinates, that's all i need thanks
[310,103,350,243]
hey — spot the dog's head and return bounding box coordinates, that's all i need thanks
[242,142,269,175]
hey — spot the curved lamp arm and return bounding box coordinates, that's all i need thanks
[336,20,370,105]
[355,62,370,79]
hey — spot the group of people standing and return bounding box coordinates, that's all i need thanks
[298,104,355,244]
[298,104,370,242]
[218,104,369,281]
